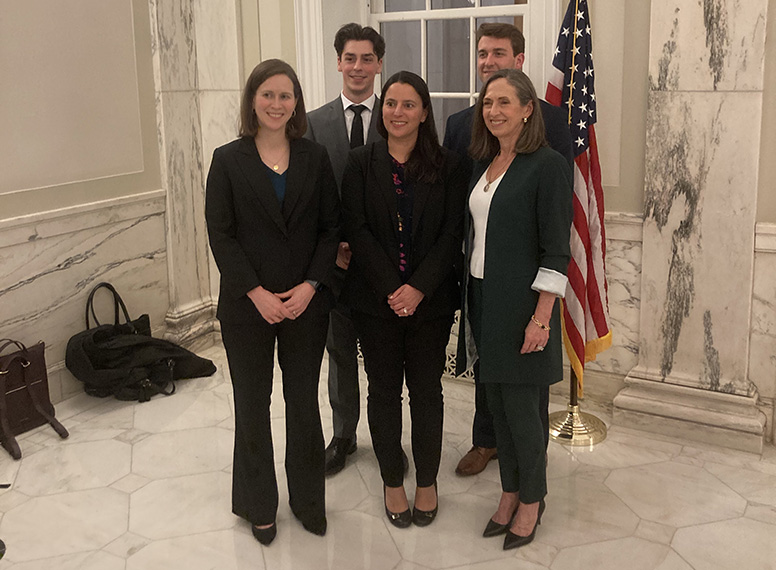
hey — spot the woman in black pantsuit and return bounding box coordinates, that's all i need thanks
[341,71,468,528]
[205,59,339,545]
[457,69,572,550]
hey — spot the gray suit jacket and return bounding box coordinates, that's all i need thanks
[305,95,382,190]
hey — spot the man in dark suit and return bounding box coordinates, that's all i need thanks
[443,23,573,477]
[305,23,386,476]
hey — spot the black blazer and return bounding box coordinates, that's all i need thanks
[340,140,469,321]
[205,137,340,323]
[443,100,574,168]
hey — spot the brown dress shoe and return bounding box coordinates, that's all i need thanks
[455,446,498,476]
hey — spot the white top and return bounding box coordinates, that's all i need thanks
[340,92,376,145]
[468,168,568,297]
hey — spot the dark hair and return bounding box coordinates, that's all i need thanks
[476,23,525,57]
[376,71,443,184]
[239,59,307,139]
[469,69,547,160]
[334,23,386,61]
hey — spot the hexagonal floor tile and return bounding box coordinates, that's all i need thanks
[133,390,231,433]
[550,537,674,570]
[132,426,233,479]
[126,528,263,570]
[14,440,131,495]
[129,471,235,540]
[538,476,639,548]
[0,488,128,562]
[262,510,401,570]
[672,517,776,570]
[7,550,125,570]
[605,460,746,527]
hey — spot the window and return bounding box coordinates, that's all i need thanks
[370,0,558,138]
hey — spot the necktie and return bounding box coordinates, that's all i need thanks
[349,104,366,149]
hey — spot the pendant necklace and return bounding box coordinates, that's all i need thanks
[258,145,288,171]
[484,151,514,192]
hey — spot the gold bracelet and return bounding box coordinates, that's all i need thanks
[531,314,550,331]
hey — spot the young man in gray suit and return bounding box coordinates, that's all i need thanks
[444,23,573,477]
[305,23,385,476]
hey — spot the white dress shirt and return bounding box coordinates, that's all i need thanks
[340,92,376,145]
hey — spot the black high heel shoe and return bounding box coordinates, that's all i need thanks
[384,484,412,528]
[485,497,545,537]
[483,507,517,538]
[252,522,277,545]
[411,482,438,527]
[503,499,545,550]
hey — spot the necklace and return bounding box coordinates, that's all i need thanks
[256,143,289,171]
[483,151,514,192]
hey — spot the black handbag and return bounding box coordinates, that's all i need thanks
[0,339,69,459]
[65,283,217,402]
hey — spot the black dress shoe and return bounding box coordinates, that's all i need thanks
[252,522,277,545]
[301,516,327,536]
[411,483,438,527]
[324,437,357,476]
[503,499,545,550]
[384,485,412,528]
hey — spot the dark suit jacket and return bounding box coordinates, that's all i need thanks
[205,136,340,323]
[340,140,469,321]
[455,147,573,385]
[443,100,574,168]
[305,96,382,189]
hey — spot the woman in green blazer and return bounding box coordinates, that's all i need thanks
[456,69,572,550]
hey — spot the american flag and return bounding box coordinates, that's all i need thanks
[546,0,612,392]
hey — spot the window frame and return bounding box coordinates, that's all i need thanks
[368,0,561,107]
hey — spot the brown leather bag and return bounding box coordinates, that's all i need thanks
[0,339,69,459]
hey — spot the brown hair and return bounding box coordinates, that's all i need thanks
[476,23,525,57]
[334,23,386,60]
[469,69,547,161]
[239,59,307,139]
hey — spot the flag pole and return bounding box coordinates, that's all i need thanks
[546,0,608,448]
[548,368,607,446]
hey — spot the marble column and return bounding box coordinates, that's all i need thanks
[149,0,242,350]
[613,0,769,452]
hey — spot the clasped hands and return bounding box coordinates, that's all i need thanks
[248,283,315,324]
[387,284,424,317]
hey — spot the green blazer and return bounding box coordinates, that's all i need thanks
[455,146,573,386]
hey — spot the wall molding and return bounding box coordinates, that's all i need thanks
[755,222,776,253]
[0,190,166,246]
[605,211,644,242]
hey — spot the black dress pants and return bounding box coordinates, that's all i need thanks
[353,311,453,488]
[221,309,328,526]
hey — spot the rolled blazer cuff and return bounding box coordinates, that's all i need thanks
[531,267,568,298]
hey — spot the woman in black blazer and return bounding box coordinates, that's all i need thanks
[341,71,468,528]
[205,59,339,545]
[457,69,572,550]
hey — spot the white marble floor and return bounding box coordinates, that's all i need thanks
[1,343,775,570]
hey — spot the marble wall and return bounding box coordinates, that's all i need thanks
[149,0,243,349]
[0,193,169,404]
[613,0,771,452]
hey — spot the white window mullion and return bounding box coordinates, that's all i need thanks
[469,15,476,105]
[420,18,427,79]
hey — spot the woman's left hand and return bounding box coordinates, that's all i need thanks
[520,320,550,354]
[275,282,316,319]
[387,284,424,317]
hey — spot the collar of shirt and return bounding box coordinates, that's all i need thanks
[340,92,376,114]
